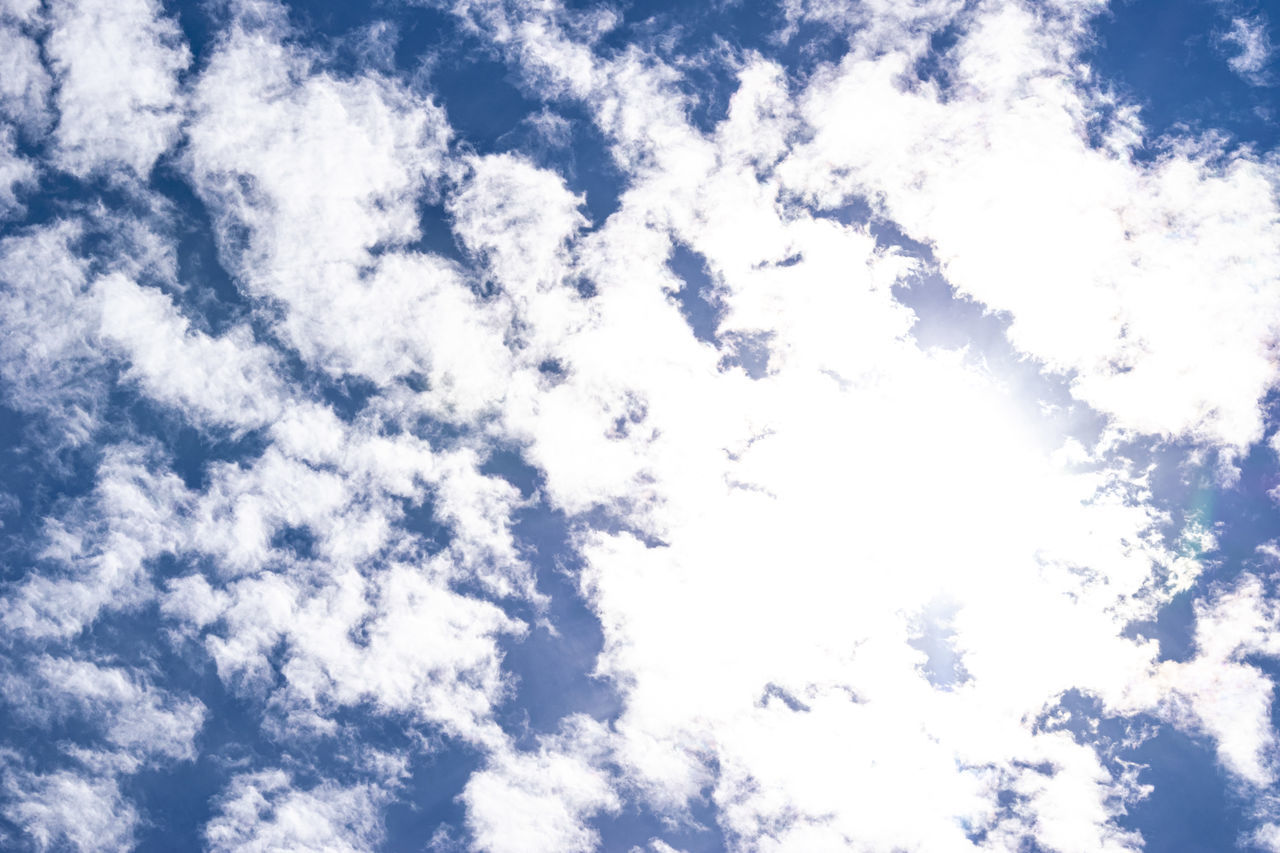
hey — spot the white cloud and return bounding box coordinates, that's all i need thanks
[643,841,687,853]
[448,152,586,309]
[1,767,139,853]
[1256,822,1280,853]
[4,0,1280,849]
[0,16,51,131]
[0,125,35,217]
[93,272,288,432]
[1143,574,1280,787]
[0,0,42,23]
[779,0,966,52]
[205,559,526,746]
[464,717,620,853]
[1,656,205,771]
[1,442,189,638]
[185,22,468,395]
[0,215,191,444]
[205,770,388,853]
[779,0,1280,449]
[1219,15,1274,85]
[46,0,190,176]
[426,2,1276,849]
[0,222,104,445]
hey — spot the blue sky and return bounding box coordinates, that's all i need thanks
[2,0,1280,851]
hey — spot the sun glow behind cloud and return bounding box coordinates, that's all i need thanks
[1,0,1280,851]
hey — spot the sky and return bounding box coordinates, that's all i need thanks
[1,0,1280,851]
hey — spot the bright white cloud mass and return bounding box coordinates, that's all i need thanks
[1,0,1280,850]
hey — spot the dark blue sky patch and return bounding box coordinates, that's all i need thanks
[911,18,966,99]
[269,525,319,561]
[773,18,850,85]
[399,495,455,553]
[150,164,251,336]
[595,786,729,853]
[473,447,623,739]
[1204,441,1280,562]
[103,386,269,491]
[479,447,542,500]
[396,199,468,265]
[320,375,382,423]
[129,758,224,853]
[430,54,543,154]
[553,103,630,226]
[1085,0,1280,155]
[1033,689,1149,763]
[166,421,270,493]
[1118,725,1257,853]
[1125,588,1199,663]
[125,658,284,852]
[1107,435,1275,668]
[7,172,145,238]
[667,242,721,345]
[164,0,220,76]
[497,498,622,740]
[382,741,485,851]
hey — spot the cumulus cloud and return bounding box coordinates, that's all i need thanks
[184,21,470,396]
[2,0,1279,849]
[0,222,104,444]
[430,0,1280,848]
[778,0,1280,449]
[1,768,139,852]
[1147,574,1280,787]
[45,0,190,176]
[2,442,189,638]
[1,656,205,770]
[205,770,389,853]
[93,272,288,432]
[0,12,51,132]
[0,127,36,217]
[463,717,619,853]
[1256,823,1280,853]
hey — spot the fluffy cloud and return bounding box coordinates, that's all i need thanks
[93,272,288,431]
[184,20,468,395]
[1148,573,1280,787]
[2,442,189,638]
[779,0,1280,449]
[2,0,1280,849]
[1,769,139,852]
[463,717,619,853]
[1,656,205,770]
[45,0,190,176]
[205,770,388,853]
[432,1,1280,848]
[0,126,35,217]
[0,222,103,445]
[0,9,51,131]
